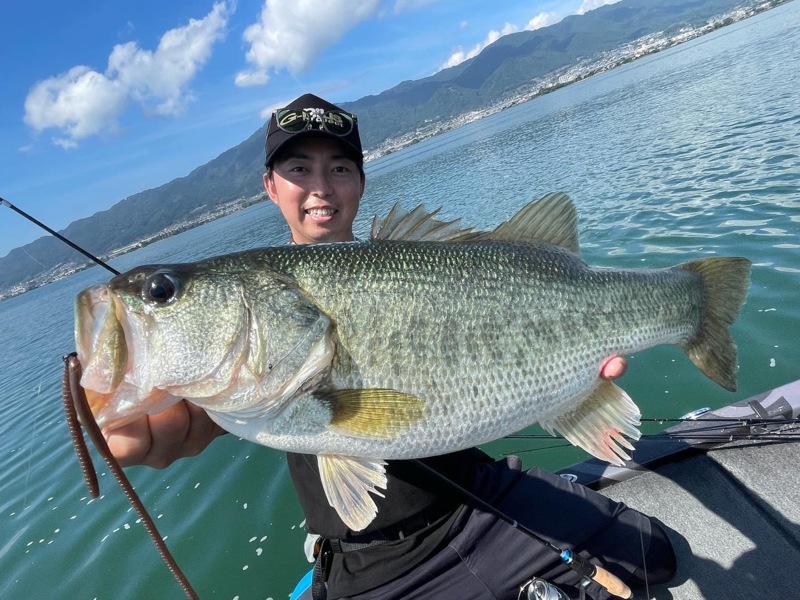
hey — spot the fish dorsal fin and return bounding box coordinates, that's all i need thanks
[490,192,580,254]
[371,193,580,252]
[370,203,485,242]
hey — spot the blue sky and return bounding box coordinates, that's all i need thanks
[0,0,616,258]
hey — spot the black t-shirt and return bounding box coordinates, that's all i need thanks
[287,448,492,596]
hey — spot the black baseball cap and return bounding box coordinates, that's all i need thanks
[264,93,363,169]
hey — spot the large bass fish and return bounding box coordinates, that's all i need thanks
[75,193,751,531]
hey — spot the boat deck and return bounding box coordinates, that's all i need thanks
[558,380,800,598]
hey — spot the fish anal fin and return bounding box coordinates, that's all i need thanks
[542,381,641,467]
[491,192,580,253]
[317,454,387,532]
[326,388,425,439]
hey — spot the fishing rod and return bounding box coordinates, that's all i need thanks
[509,416,800,428]
[505,417,800,442]
[6,197,195,595]
[0,196,120,275]
[503,415,800,457]
[412,459,632,599]
[507,427,800,443]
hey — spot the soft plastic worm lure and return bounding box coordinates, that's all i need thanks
[62,353,199,600]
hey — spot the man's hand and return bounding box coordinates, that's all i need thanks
[103,400,226,468]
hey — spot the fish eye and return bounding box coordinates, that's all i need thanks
[143,271,181,305]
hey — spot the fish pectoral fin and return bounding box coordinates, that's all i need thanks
[317,454,387,532]
[541,381,642,467]
[326,388,425,439]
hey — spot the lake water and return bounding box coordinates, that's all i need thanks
[1,3,799,598]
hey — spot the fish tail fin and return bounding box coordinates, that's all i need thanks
[678,257,752,391]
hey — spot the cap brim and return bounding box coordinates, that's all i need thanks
[265,129,363,167]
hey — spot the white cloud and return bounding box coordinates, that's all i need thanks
[23,1,232,148]
[440,22,518,70]
[236,0,381,87]
[577,0,622,15]
[525,11,560,31]
[109,2,231,115]
[258,100,287,121]
[23,66,128,147]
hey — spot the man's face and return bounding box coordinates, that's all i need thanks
[264,136,364,245]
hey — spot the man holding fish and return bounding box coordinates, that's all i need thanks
[97,93,693,598]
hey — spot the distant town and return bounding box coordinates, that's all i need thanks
[0,193,266,300]
[365,0,787,161]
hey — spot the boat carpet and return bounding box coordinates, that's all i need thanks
[600,429,800,599]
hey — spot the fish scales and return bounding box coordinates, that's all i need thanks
[75,193,750,530]
[204,239,705,458]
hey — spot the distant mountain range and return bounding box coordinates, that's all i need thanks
[0,0,785,300]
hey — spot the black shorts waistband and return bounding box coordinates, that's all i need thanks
[329,502,459,552]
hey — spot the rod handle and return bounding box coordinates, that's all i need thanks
[591,565,632,599]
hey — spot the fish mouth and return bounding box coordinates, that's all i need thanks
[74,285,131,426]
[74,285,174,429]
[76,287,126,391]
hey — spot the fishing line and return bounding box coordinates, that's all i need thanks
[21,375,46,512]
[1,196,120,275]
[412,459,633,599]
[503,422,800,456]
[9,191,788,598]
[638,527,649,599]
[20,246,48,269]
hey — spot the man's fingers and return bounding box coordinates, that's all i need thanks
[103,401,224,469]
[103,416,154,468]
[600,355,628,381]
